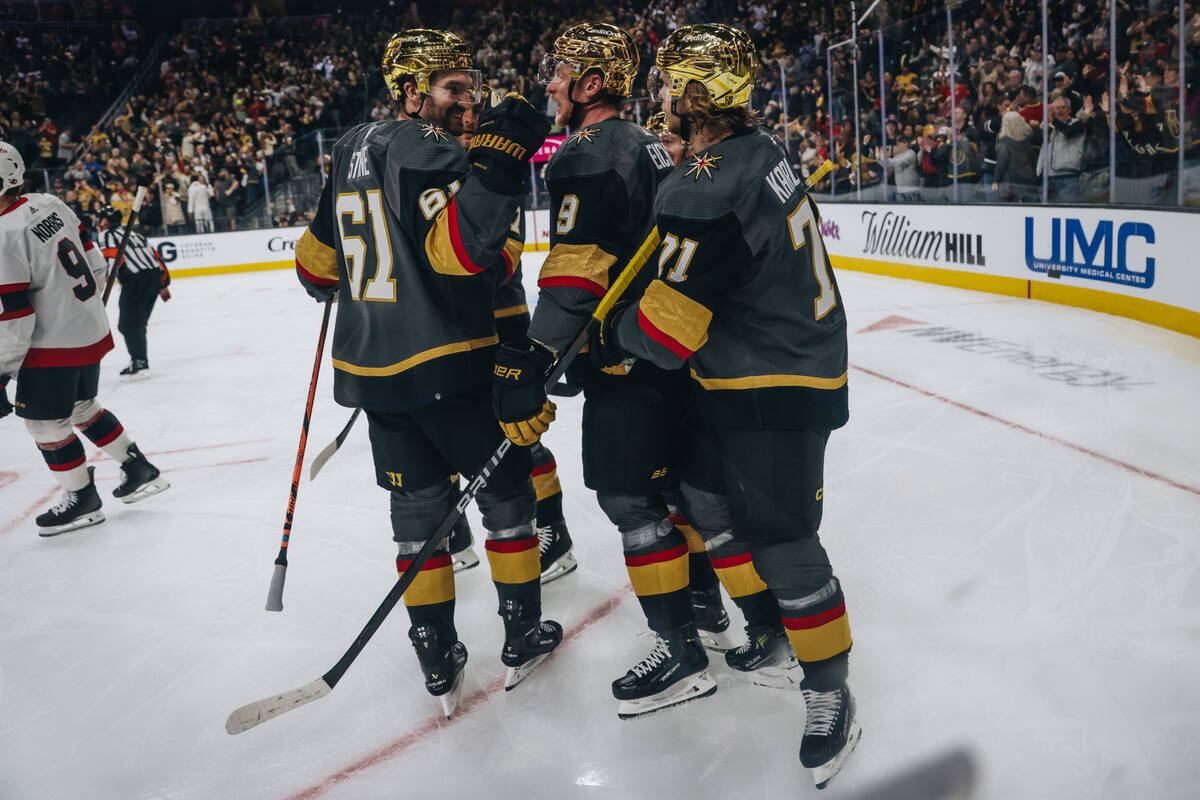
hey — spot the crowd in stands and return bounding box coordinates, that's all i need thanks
[3,0,1198,236]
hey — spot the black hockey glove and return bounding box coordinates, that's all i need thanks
[0,382,12,420]
[589,298,635,369]
[302,280,338,304]
[493,339,557,446]
[469,93,550,195]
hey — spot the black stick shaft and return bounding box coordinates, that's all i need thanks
[101,187,148,306]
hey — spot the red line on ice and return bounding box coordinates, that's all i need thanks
[285,587,633,800]
[851,363,1200,497]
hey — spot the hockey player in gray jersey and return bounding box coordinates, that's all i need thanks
[491,23,733,719]
[590,25,861,788]
[295,30,560,717]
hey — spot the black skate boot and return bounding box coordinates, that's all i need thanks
[800,683,862,789]
[447,515,479,573]
[112,443,169,503]
[36,467,105,536]
[690,585,733,652]
[537,519,577,584]
[119,359,149,378]
[725,624,803,690]
[408,624,468,718]
[611,625,717,719]
[499,599,563,690]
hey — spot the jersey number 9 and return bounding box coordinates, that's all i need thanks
[57,239,97,302]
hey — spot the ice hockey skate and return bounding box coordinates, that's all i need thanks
[800,683,862,789]
[36,467,105,536]
[499,599,562,690]
[612,627,717,719]
[725,624,803,690]
[537,519,577,584]
[408,625,468,718]
[112,444,169,503]
[690,585,735,652]
[119,359,149,379]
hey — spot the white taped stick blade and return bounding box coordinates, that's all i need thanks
[225,678,331,734]
[132,185,147,211]
[265,563,286,612]
[308,438,339,480]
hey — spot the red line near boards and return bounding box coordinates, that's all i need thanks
[285,587,634,800]
[850,363,1200,497]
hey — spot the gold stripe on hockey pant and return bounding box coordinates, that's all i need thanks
[709,552,770,598]
[494,304,529,319]
[637,280,713,359]
[689,369,848,392]
[625,543,689,596]
[485,536,541,584]
[782,602,852,663]
[530,460,561,502]
[296,230,339,282]
[333,335,498,376]
[399,554,455,606]
[537,243,616,297]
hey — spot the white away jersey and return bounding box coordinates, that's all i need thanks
[0,193,113,378]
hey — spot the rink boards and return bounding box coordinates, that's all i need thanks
[147,203,1200,339]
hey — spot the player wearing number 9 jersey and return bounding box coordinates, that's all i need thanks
[591,25,860,789]
[293,30,562,716]
[1,140,168,537]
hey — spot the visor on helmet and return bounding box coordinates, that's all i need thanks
[537,53,579,85]
[426,68,483,105]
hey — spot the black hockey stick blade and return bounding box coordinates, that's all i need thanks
[309,407,361,480]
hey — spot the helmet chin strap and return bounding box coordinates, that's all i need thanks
[567,79,605,130]
[670,98,694,143]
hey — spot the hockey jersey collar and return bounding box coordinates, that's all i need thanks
[0,196,28,216]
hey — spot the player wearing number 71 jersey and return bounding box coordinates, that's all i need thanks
[0,141,168,537]
[589,25,860,789]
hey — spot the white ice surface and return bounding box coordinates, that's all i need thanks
[2,255,1199,799]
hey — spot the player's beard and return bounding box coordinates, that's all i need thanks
[426,101,466,136]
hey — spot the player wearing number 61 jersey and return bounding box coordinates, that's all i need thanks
[0,140,168,537]
[590,25,860,789]
[293,30,562,716]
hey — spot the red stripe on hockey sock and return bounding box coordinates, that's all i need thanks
[37,435,78,450]
[624,543,688,567]
[396,554,453,572]
[484,536,538,554]
[782,602,847,631]
[709,551,754,569]
[93,424,125,447]
[530,460,557,478]
[49,454,86,472]
[78,409,106,429]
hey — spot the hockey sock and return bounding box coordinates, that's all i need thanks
[36,434,90,491]
[671,513,719,593]
[484,533,542,613]
[708,545,778,628]
[75,407,134,463]
[446,476,473,553]
[624,525,692,633]
[777,578,852,674]
[398,552,457,640]
[529,444,564,526]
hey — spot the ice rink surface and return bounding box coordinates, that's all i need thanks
[2,253,1199,799]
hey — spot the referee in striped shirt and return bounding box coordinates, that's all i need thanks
[99,206,171,377]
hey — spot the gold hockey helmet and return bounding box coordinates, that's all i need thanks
[648,23,758,109]
[537,22,639,97]
[644,111,670,136]
[382,29,481,103]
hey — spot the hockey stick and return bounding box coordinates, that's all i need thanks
[100,186,148,306]
[308,407,360,480]
[225,226,662,735]
[265,298,333,612]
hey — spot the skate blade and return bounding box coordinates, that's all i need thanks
[437,670,466,719]
[746,657,804,691]
[117,476,170,504]
[539,549,578,585]
[504,651,551,691]
[120,371,150,381]
[37,510,105,537]
[451,548,480,573]
[616,669,717,720]
[697,627,737,653]
[812,718,862,790]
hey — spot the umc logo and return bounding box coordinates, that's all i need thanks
[1024,218,1155,288]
